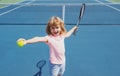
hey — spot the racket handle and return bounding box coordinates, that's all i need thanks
[73,29,77,35]
[73,26,78,35]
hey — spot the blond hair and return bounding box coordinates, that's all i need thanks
[46,16,66,35]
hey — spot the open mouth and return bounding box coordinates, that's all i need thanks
[54,31,59,34]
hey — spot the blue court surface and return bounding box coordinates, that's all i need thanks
[0,0,120,76]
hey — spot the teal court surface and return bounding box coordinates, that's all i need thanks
[0,0,120,76]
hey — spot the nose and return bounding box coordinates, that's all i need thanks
[54,28,57,32]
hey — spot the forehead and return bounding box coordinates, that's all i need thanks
[50,25,61,28]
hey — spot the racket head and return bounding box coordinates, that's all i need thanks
[36,60,46,69]
[77,3,86,26]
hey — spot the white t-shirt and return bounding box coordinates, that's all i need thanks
[45,35,66,64]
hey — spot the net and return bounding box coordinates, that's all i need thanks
[0,3,120,25]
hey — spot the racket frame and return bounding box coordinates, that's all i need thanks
[73,3,86,35]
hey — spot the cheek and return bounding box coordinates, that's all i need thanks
[49,29,53,33]
[58,28,61,31]
[50,29,53,33]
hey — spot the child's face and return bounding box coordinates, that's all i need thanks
[50,25,61,36]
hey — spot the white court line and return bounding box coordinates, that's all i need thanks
[95,0,120,14]
[0,3,119,6]
[0,0,36,16]
[105,0,112,3]
[105,0,119,3]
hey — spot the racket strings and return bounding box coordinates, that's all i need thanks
[77,3,86,26]
[80,4,85,18]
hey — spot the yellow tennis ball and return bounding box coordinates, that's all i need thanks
[17,40,24,47]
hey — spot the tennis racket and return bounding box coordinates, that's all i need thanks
[34,60,46,76]
[73,3,86,35]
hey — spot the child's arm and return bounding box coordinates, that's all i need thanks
[25,37,48,44]
[65,26,78,38]
[17,36,48,45]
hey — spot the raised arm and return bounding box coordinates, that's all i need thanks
[65,26,78,38]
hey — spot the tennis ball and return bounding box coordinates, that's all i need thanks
[17,40,24,47]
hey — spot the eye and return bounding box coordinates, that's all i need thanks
[56,27,59,29]
[51,27,54,29]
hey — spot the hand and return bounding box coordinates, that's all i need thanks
[73,26,78,35]
[75,25,78,30]
[17,38,26,47]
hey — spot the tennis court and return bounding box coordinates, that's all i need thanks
[0,0,120,76]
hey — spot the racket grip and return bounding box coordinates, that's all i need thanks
[73,28,77,35]
[73,26,78,35]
